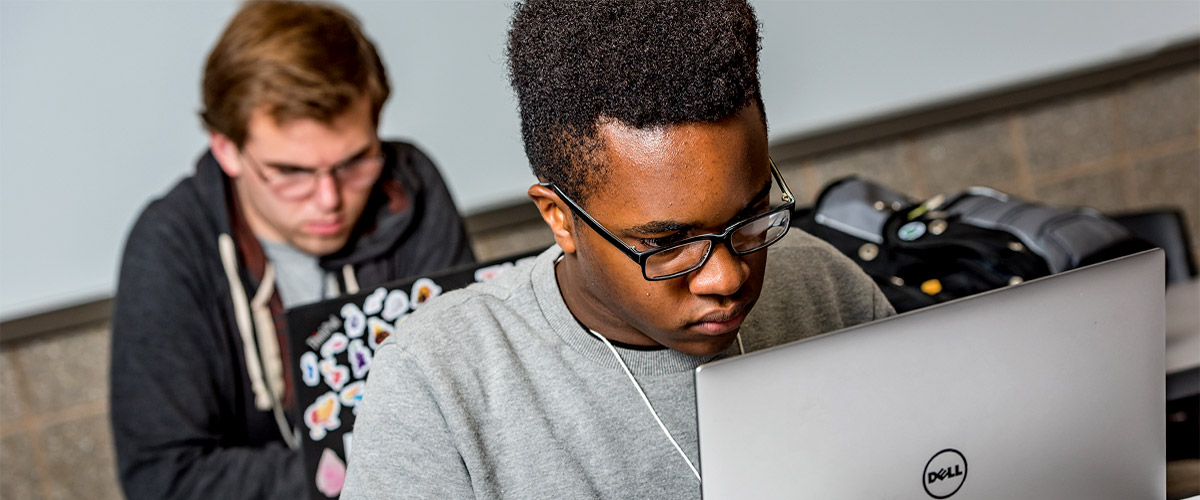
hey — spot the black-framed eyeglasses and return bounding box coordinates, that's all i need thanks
[240,144,385,201]
[543,157,795,281]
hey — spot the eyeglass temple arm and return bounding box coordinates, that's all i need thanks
[768,157,795,205]
[538,182,646,261]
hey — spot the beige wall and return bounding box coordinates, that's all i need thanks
[2,64,1196,500]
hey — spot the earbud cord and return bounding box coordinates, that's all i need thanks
[588,329,745,483]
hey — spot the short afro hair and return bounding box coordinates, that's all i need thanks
[507,0,764,204]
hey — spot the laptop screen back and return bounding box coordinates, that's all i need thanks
[695,250,1165,500]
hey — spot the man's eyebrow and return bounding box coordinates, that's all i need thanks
[262,144,374,171]
[628,220,698,235]
[626,178,773,235]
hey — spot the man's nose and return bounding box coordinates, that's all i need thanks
[687,243,749,297]
[312,171,342,210]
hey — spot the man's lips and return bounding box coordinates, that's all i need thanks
[690,305,750,336]
[305,219,344,236]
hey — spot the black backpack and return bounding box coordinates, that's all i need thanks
[793,177,1150,313]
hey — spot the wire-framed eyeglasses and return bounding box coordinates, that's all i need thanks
[240,145,385,200]
[543,157,795,281]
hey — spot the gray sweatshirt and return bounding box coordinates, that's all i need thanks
[342,231,893,499]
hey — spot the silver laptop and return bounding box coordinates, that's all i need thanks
[695,249,1165,499]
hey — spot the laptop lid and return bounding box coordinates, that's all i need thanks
[695,249,1165,500]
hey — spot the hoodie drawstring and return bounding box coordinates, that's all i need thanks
[342,265,359,295]
[218,233,299,450]
[218,234,272,411]
[249,264,298,449]
[250,264,284,406]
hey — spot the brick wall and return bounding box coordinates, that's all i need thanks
[780,66,1200,255]
[1,322,121,500]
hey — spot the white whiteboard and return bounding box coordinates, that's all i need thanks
[1,0,1197,318]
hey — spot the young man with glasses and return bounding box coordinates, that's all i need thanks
[109,2,474,499]
[342,1,892,498]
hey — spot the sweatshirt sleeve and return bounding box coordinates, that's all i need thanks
[110,203,306,500]
[340,343,475,499]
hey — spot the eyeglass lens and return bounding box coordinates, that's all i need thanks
[643,208,790,278]
[271,157,383,199]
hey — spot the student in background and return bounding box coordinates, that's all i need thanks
[342,1,891,498]
[110,2,473,498]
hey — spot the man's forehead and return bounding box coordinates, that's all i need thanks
[575,103,770,221]
[592,104,765,162]
[596,118,672,160]
[623,178,773,234]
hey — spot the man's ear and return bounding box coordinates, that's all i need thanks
[528,184,578,254]
[209,131,243,178]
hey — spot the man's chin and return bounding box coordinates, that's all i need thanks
[289,235,350,257]
[671,333,740,357]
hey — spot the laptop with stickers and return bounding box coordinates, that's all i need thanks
[695,249,1165,499]
[285,249,543,499]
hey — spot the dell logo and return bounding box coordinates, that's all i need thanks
[923,448,967,498]
[928,464,963,482]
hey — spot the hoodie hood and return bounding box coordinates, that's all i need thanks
[319,142,425,269]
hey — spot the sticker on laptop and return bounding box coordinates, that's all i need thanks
[362,287,387,316]
[474,262,514,282]
[315,447,346,498]
[347,339,372,379]
[304,392,342,441]
[319,358,351,392]
[320,333,349,359]
[339,380,366,413]
[381,289,410,321]
[366,317,394,350]
[410,278,442,308]
[340,303,366,339]
[300,352,320,387]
